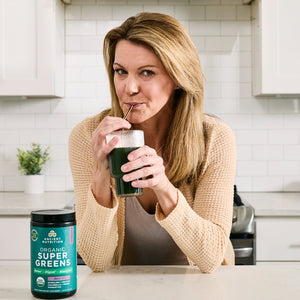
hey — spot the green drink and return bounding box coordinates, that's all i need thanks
[106,130,144,197]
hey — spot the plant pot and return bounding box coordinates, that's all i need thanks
[24,175,45,194]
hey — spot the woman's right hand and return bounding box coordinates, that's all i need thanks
[90,116,131,207]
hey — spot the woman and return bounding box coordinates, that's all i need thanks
[69,12,236,273]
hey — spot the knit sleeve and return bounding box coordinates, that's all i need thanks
[68,117,119,271]
[156,120,236,273]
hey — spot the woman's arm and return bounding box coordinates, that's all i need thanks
[156,121,236,273]
[68,115,125,271]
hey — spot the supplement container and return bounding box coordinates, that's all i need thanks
[31,209,77,299]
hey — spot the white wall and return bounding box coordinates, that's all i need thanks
[0,0,300,192]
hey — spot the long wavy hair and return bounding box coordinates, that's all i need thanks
[103,12,205,187]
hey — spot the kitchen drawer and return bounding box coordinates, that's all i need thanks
[256,217,300,261]
[0,216,30,260]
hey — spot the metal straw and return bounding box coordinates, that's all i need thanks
[123,105,134,120]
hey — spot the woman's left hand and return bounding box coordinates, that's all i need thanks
[121,145,178,215]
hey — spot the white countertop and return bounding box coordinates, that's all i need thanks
[0,264,299,300]
[0,192,74,215]
[240,192,300,217]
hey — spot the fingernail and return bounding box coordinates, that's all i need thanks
[123,175,129,181]
[121,165,128,171]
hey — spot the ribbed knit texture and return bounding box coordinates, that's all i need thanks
[69,112,236,273]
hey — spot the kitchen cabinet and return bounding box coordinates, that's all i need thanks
[251,0,300,96]
[0,216,30,260]
[0,0,65,98]
[256,217,300,263]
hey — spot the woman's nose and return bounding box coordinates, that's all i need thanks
[125,76,139,95]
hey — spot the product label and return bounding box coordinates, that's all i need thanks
[31,225,77,294]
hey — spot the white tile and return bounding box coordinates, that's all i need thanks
[4,176,24,192]
[234,176,252,192]
[66,21,97,35]
[81,67,103,82]
[284,114,300,129]
[237,97,269,114]
[175,5,205,21]
[235,130,268,145]
[252,114,283,129]
[81,5,112,20]
[112,6,144,20]
[45,176,66,192]
[199,53,222,67]
[65,5,81,20]
[66,175,74,191]
[237,161,267,176]
[81,98,107,114]
[221,21,251,36]
[268,130,298,145]
[269,161,298,176]
[4,146,18,161]
[252,145,283,161]
[206,5,236,21]
[0,99,21,113]
[65,67,81,82]
[96,20,122,35]
[220,114,252,129]
[236,145,252,160]
[144,5,175,16]
[284,145,300,161]
[268,98,300,114]
[67,114,88,129]
[19,99,51,114]
[190,21,220,35]
[252,177,283,192]
[191,36,205,51]
[191,0,220,4]
[65,83,97,98]
[0,176,3,191]
[283,177,300,192]
[204,98,237,114]
[0,130,19,144]
[80,36,102,52]
[3,114,34,129]
[50,129,72,145]
[205,36,236,51]
[35,114,67,129]
[51,99,82,114]
[19,129,50,145]
[0,161,18,176]
[49,160,72,176]
[66,54,98,67]
[238,67,251,83]
[66,36,81,51]
[49,145,67,160]
[203,82,221,98]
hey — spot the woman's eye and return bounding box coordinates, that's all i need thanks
[114,69,126,75]
[141,70,154,77]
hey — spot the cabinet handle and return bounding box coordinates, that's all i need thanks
[234,247,253,258]
[289,244,300,248]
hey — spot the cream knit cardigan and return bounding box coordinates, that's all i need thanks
[69,112,236,273]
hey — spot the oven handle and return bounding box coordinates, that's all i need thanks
[234,247,253,258]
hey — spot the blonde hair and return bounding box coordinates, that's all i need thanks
[103,12,205,187]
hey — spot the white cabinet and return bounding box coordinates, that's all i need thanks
[256,217,300,262]
[0,216,30,260]
[0,0,65,98]
[251,0,300,96]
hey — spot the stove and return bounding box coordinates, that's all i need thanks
[230,185,256,265]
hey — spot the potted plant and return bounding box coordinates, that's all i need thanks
[17,143,51,194]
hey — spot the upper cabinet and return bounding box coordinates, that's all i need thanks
[252,0,300,96]
[0,0,64,98]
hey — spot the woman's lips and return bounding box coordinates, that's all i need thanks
[125,102,143,109]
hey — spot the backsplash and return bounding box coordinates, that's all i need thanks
[0,0,299,192]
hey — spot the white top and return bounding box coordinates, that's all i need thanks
[1,264,300,300]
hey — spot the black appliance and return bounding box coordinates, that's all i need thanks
[230,185,256,265]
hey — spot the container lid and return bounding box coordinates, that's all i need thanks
[31,209,75,223]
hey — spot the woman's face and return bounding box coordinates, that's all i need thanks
[113,39,177,124]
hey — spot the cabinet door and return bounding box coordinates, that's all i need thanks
[0,0,64,97]
[252,0,300,95]
[0,216,30,260]
[256,217,300,261]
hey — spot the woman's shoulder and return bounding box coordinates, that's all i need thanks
[202,114,235,147]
